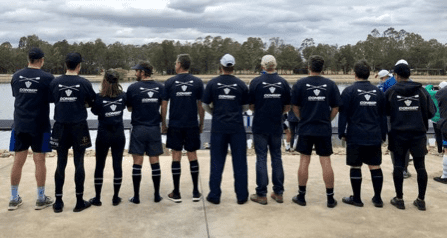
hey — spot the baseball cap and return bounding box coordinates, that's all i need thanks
[220,54,235,67]
[261,55,277,68]
[395,59,409,66]
[28,47,44,59]
[440,81,447,89]
[131,61,153,74]
[378,70,390,78]
[65,52,83,64]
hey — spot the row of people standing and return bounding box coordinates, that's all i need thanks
[8,47,436,213]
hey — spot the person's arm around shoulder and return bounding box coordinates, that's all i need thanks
[161,100,168,133]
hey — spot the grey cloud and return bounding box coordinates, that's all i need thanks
[167,0,217,13]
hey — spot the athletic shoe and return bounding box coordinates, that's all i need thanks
[390,197,405,210]
[413,198,426,211]
[154,194,163,203]
[112,197,122,206]
[8,196,23,211]
[342,196,363,207]
[73,200,91,212]
[53,201,64,213]
[403,171,411,179]
[327,199,338,208]
[250,194,267,205]
[35,196,54,210]
[237,199,248,205]
[206,196,220,205]
[372,197,384,208]
[89,197,102,206]
[292,195,306,206]
[167,191,182,203]
[270,193,284,203]
[192,192,202,202]
[285,148,291,152]
[128,197,140,204]
[433,176,447,184]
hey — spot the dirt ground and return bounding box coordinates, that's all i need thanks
[0,146,446,238]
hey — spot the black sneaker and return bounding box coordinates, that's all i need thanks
[154,194,163,203]
[390,197,405,210]
[128,196,140,204]
[112,197,122,206]
[327,199,338,208]
[292,195,306,206]
[89,197,102,206]
[206,196,220,205]
[237,199,248,205]
[413,198,426,211]
[342,196,364,207]
[433,176,447,184]
[73,200,91,212]
[167,191,182,203]
[372,197,384,208]
[192,192,202,202]
[53,201,64,213]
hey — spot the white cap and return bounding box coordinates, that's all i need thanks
[220,54,235,67]
[440,81,447,89]
[261,55,277,68]
[395,59,409,66]
[378,70,390,78]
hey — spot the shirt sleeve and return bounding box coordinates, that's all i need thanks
[202,81,213,104]
[91,94,100,115]
[241,82,249,105]
[85,80,96,107]
[126,86,133,107]
[337,88,349,139]
[282,80,291,105]
[248,79,257,105]
[291,83,300,106]
[330,82,341,108]
[197,79,204,101]
[162,79,171,101]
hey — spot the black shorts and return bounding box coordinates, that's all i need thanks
[9,130,52,153]
[129,125,163,156]
[296,135,332,156]
[166,126,200,152]
[388,131,427,157]
[50,121,92,150]
[346,144,382,166]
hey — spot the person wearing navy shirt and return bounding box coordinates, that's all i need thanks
[291,55,340,208]
[161,54,204,203]
[9,47,54,211]
[338,60,387,208]
[88,69,127,207]
[49,52,96,213]
[285,109,299,151]
[127,61,165,204]
[385,63,435,211]
[202,54,249,205]
[248,55,291,205]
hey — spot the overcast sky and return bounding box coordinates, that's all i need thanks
[1,0,446,48]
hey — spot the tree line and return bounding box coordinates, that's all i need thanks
[0,27,446,76]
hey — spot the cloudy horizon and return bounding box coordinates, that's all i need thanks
[1,0,446,48]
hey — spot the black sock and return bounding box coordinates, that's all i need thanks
[132,164,142,198]
[298,186,306,200]
[172,161,181,194]
[151,163,161,197]
[113,177,122,199]
[94,177,103,200]
[55,194,63,203]
[350,168,362,202]
[416,167,428,200]
[326,188,335,204]
[190,160,199,194]
[370,169,383,200]
[76,193,84,206]
[393,166,404,199]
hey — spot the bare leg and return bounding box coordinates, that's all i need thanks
[33,153,46,187]
[298,154,311,186]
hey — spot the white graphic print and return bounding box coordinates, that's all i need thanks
[307,84,327,101]
[102,99,124,116]
[182,85,187,91]
[65,89,72,96]
[175,80,193,92]
[25,81,32,88]
[58,84,80,102]
[110,105,117,111]
[269,87,276,93]
[140,87,160,103]
[19,76,41,93]
[224,88,231,94]
[313,89,320,96]
[405,100,412,106]
[397,94,420,111]
[218,83,237,100]
[19,75,40,83]
[148,92,154,98]
[357,89,377,106]
[58,84,80,92]
[364,95,371,101]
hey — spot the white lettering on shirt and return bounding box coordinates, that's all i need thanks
[308,96,326,101]
[176,92,193,97]
[105,111,122,117]
[142,98,159,103]
[264,94,281,99]
[19,88,38,93]
[360,101,377,106]
[60,97,77,102]
[218,95,236,100]
[399,106,419,111]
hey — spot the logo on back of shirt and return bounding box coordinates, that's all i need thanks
[175,80,194,96]
[218,83,237,100]
[397,94,419,111]
[103,98,123,117]
[110,105,117,111]
[262,82,282,99]
[19,75,40,93]
[140,87,159,103]
[358,89,377,106]
[58,84,80,102]
[306,84,327,101]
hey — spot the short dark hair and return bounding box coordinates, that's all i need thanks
[308,55,324,73]
[354,60,370,80]
[65,52,83,70]
[137,61,153,77]
[66,61,79,70]
[177,54,191,70]
[394,63,411,79]
[221,66,234,73]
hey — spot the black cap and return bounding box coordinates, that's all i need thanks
[65,52,84,65]
[131,61,153,74]
[28,47,44,59]
[105,69,119,83]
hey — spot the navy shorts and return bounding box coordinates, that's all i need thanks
[129,125,163,156]
[346,144,382,166]
[166,126,201,152]
[296,135,333,156]
[9,130,52,153]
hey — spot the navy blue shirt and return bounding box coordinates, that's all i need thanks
[287,110,299,122]
[11,67,54,133]
[291,76,341,137]
[162,74,203,128]
[202,75,248,134]
[338,81,387,145]
[126,80,165,127]
[91,92,127,128]
[249,73,291,135]
[49,75,96,124]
